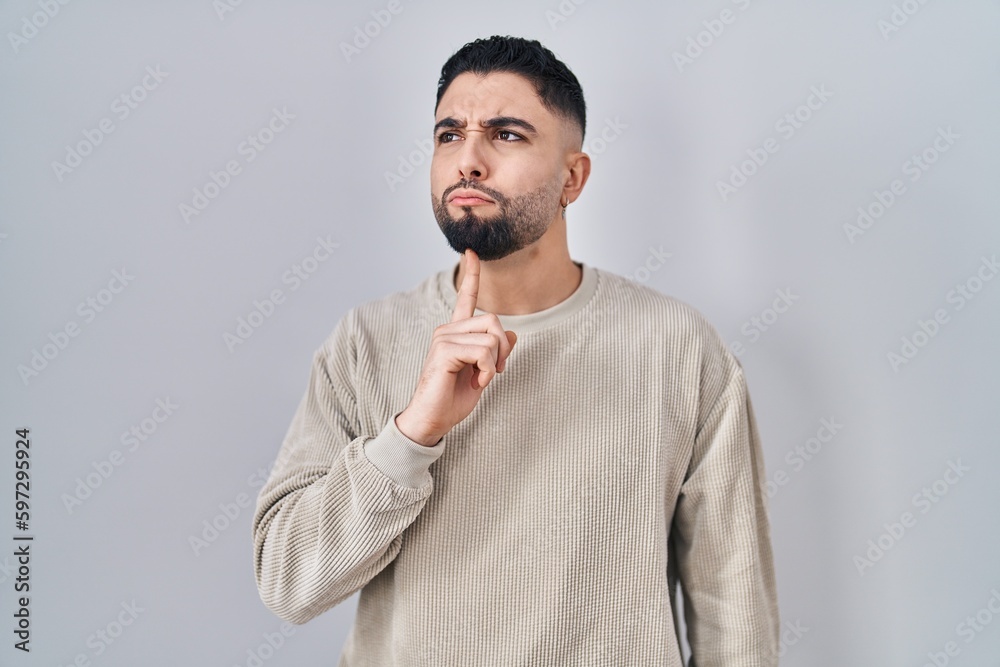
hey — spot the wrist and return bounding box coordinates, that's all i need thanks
[394,410,443,447]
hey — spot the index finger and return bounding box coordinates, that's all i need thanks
[451,248,480,322]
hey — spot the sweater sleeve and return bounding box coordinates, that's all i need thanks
[252,313,446,625]
[671,367,780,666]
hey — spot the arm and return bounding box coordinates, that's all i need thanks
[252,313,446,625]
[671,368,780,666]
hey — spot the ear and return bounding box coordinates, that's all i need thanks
[561,150,591,207]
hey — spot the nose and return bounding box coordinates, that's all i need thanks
[455,132,488,182]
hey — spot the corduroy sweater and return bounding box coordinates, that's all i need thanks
[252,260,780,666]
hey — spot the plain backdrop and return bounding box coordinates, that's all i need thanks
[1,1,999,665]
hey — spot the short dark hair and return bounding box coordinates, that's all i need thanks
[435,35,587,146]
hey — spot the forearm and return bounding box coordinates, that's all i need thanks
[253,416,444,624]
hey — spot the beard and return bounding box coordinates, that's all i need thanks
[432,179,561,261]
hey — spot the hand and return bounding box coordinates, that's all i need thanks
[395,249,517,446]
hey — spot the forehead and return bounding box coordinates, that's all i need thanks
[436,71,549,123]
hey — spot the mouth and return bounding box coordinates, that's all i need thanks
[448,189,495,206]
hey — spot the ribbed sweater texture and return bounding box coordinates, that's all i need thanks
[252,261,780,666]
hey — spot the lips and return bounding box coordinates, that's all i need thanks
[448,189,494,204]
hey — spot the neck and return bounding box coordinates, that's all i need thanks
[452,218,582,315]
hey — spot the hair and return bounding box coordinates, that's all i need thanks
[435,35,587,146]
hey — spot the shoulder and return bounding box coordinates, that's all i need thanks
[592,266,743,389]
[593,269,733,354]
[317,270,446,357]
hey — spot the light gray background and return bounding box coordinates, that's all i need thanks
[2,1,998,665]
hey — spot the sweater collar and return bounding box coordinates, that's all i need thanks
[435,260,599,335]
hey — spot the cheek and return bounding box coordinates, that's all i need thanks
[509,170,557,199]
[510,156,555,187]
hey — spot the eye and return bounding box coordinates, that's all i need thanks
[497,130,523,142]
[437,131,459,144]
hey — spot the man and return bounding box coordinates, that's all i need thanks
[253,35,780,666]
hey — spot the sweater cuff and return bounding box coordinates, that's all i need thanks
[362,412,446,489]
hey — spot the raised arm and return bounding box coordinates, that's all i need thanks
[252,313,446,625]
[254,249,518,625]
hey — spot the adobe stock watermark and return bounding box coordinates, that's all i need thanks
[387,71,501,191]
[843,126,959,244]
[7,0,73,55]
[767,619,809,660]
[671,0,757,73]
[565,276,633,352]
[16,268,135,386]
[729,288,800,358]
[764,417,843,499]
[223,235,340,352]
[61,398,179,515]
[389,307,440,363]
[562,247,680,351]
[853,458,970,576]
[233,623,297,667]
[581,116,628,158]
[57,600,145,666]
[625,245,672,284]
[545,0,588,31]
[886,254,997,372]
[918,587,1000,666]
[179,107,295,224]
[717,85,834,203]
[213,0,250,21]
[385,136,434,192]
[339,0,405,63]
[878,0,933,40]
[51,65,168,183]
[189,459,281,556]
[385,116,627,193]
[386,116,626,192]
[0,556,16,586]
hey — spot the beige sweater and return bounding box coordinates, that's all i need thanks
[252,261,780,666]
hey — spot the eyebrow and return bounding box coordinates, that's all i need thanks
[433,116,539,137]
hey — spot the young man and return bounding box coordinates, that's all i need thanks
[253,36,780,666]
